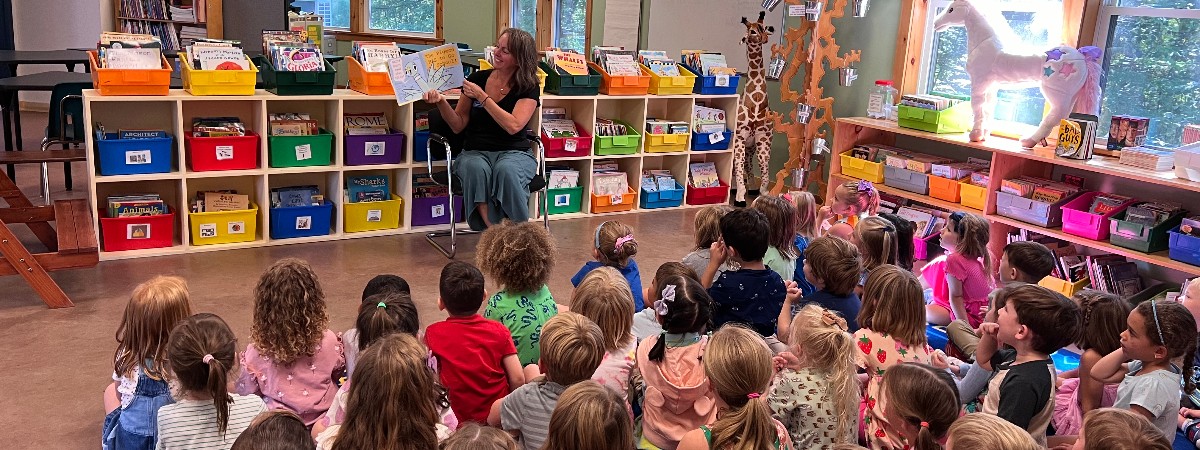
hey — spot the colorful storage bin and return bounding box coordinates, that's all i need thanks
[1168,226,1200,267]
[540,62,601,96]
[681,63,740,95]
[545,186,584,215]
[99,209,175,252]
[640,181,685,209]
[686,180,729,206]
[88,50,172,96]
[897,98,972,134]
[594,120,641,156]
[642,64,697,95]
[883,165,930,195]
[179,52,258,96]
[913,233,940,261]
[344,195,402,233]
[692,130,732,151]
[1039,275,1090,298]
[189,203,259,246]
[645,133,689,153]
[95,134,174,176]
[186,132,260,172]
[926,324,948,353]
[959,180,988,211]
[591,62,650,96]
[591,187,637,213]
[480,59,547,95]
[268,130,334,168]
[412,130,432,162]
[994,190,1084,228]
[255,56,337,96]
[347,56,395,95]
[542,122,593,158]
[410,195,464,227]
[839,151,885,184]
[269,201,334,239]
[928,175,964,203]
[1109,210,1186,253]
[344,131,406,166]
[1060,192,1137,241]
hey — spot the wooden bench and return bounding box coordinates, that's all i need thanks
[0,149,88,205]
[0,169,97,308]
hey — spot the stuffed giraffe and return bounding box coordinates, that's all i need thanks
[732,11,774,206]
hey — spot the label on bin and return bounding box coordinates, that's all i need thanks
[215,145,235,161]
[788,4,805,16]
[199,223,217,238]
[126,150,152,165]
[555,194,570,207]
[365,141,386,156]
[611,194,623,205]
[295,144,312,161]
[367,209,382,222]
[296,216,312,230]
[708,133,724,144]
[126,223,151,240]
[565,140,578,153]
[714,74,730,87]
[228,221,246,234]
[432,204,445,218]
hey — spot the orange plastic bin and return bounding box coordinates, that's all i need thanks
[88,50,172,96]
[348,57,395,95]
[589,62,650,96]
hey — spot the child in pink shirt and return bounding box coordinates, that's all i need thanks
[925,212,995,327]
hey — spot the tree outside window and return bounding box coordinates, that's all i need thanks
[369,0,437,34]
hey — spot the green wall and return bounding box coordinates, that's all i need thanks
[442,0,607,51]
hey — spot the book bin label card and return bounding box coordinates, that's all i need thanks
[432,204,445,218]
[365,141,386,156]
[715,74,730,87]
[199,223,217,238]
[215,145,235,161]
[565,140,577,153]
[709,132,724,144]
[611,193,623,205]
[295,143,312,161]
[788,4,806,16]
[127,223,150,240]
[367,209,382,222]
[228,221,246,234]
[555,194,570,207]
[126,150,151,165]
[296,216,312,230]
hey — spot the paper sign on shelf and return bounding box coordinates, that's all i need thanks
[199,223,217,238]
[432,204,445,218]
[709,132,724,144]
[365,141,386,156]
[296,216,312,230]
[366,209,382,222]
[555,194,570,207]
[215,145,234,161]
[788,4,806,16]
[295,144,312,161]
[565,140,578,153]
[126,150,151,165]
[714,74,730,87]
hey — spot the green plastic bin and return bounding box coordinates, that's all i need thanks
[540,62,601,96]
[896,94,971,134]
[594,120,641,156]
[544,186,583,215]
[254,56,337,96]
[268,129,334,167]
[1109,210,1187,253]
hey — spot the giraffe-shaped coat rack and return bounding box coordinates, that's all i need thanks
[768,0,861,199]
[731,11,775,206]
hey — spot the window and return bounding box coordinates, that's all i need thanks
[289,0,351,29]
[511,0,538,36]
[919,1,1063,128]
[1094,1,1200,146]
[369,0,437,35]
[501,0,591,52]
[554,0,588,52]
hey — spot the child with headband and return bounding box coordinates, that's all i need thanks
[571,220,645,311]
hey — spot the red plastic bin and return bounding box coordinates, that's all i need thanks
[99,209,176,252]
[186,131,261,172]
[686,180,729,206]
[1061,192,1136,241]
[541,122,593,158]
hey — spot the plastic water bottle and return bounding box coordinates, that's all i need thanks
[867,80,897,119]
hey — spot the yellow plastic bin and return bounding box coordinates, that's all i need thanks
[1039,276,1090,298]
[179,52,259,96]
[641,63,697,95]
[838,151,885,183]
[480,59,546,95]
[645,133,689,153]
[959,180,988,211]
[188,203,259,246]
[344,194,403,233]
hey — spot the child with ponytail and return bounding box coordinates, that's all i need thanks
[879,364,960,450]
[769,304,860,448]
[924,211,995,327]
[785,191,820,296]
[677,325,795,450]
[158,313,266,449]
[819,180,880,239]
[572,220,645,311]
[637,275,717,449]
[853,216,899,286]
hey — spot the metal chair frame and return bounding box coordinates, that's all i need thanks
[423,132,549,258]
[39,93,83,204]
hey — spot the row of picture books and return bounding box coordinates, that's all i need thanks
[119,0,169,20]
[551,160,720,196]
[539,46,734,78]
[93,123,167,141]
[874,196,947,242]
[540,104,729,140]
[1006,229,1147,298]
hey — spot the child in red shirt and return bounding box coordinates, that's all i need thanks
[426,261,526,423]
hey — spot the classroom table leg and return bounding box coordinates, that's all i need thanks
[2,90,13,181]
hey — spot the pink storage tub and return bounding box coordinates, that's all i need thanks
[1060,192,1137,241]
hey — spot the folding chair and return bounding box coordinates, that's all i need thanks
[39,82,89,203]
[422,109,549,259]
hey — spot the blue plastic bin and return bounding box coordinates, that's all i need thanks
[96,133,174,176]
[691,130,732,151]
[412,130,431,162]
[1169,226,1200,267]
[269,201,334,239]
[682,63,740,95]
[639,181,685,209]
[926,324,948,351]
[1052,349,1081,373]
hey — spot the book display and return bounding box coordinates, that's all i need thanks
[115,0,222,50]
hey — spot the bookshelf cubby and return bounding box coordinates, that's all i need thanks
[84,90,739,260]
[114,0,224,50]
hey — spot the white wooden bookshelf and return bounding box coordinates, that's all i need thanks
[83,89,739,260]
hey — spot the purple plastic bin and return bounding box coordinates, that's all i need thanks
[345,131,406,166]
[411,195,464,227]
[1061,192,1136,241]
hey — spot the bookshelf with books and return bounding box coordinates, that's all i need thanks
[828,117,1200,284]
[115,0,223,51]
[83,90,738,260]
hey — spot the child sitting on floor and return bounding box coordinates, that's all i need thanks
[924,211,995,327]
[785,191,820,296]
[780,236,862,334]
[769,304,860,448]
[819,179,880,239]
[878,364,960,450]
[703,208,788,339]
[1051,291,1129,437]
[633,262,700,339]
[477,220,559,366]
[341,274,410,375]
[752,194,801,283]
[570,267,637,414]
[573,220,646,311]
[682,205,735,283]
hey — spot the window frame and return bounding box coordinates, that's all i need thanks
[329,0,444,44]
[497,0,593,52]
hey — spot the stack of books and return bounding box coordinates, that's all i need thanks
[412,174,450,199]
[542,120,579,138]
[593,159,628,196]
[191,117,246,137]
[191,190,248,213]
[642,170,677,192]
[593,46,640,76]
[1119,146,1175,171]
[544,49,588,76]
[353,41,402,73]
[97,32,163,69]
[1000,176,1081,203]
[646,119,688,135]
[681,50,736,76]
[107,194,168,218]
[693,104,727,134]
[269,113,319,136]
[178,27,207,48]
[547,166,580,189]
[1124,202,1186,227]
[345,175,390,203]
[343,113,389,135]
[1056,114,1099,160]
[262,30,324,72]
[895,206,945,239]
[594,118,629,137]
[931,160,989,180]
[688,162,720,188]
[849,144,903,164]
[169,4,196,23]
[270,185,323,208]
[638,50,680,77]
[188,39,248,70]
[899,93,962,111]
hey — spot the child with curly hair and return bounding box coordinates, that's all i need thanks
[477,220,559,366]
[236,258,345,426]
[572,220,645,311]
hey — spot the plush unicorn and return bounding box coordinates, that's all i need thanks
[933,0,1102,147]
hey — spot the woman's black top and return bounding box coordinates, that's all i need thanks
[462,69,540,151]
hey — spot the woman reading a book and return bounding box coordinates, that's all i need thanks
[423,28,540,231]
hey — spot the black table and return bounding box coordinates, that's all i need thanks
[0,50,91,73]
[0,71,93,185]
[0,50,92,179]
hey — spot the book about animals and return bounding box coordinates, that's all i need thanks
[387,44,466,105]
[346,175,391,203]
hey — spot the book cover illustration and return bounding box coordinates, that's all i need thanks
[387,44,466,105]
[347,175,390,203]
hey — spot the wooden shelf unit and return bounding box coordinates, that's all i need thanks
[84,89,738,261]
[114,0,223,41]
[828,117,1200,279]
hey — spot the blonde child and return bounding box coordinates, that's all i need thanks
[319,333,453,449]
[1051,291,1130,436]
[752,194,801,282]
[682,205,735,282]
[853,216,899,285]
[236,258,345,426]
[1073,408,1172,450]
[341,274,410,375]
[230,411,311,450]
[633,262,700,339]
[103,276,193,450]
[539,381,634,450]
[1092,300,1197,440]
[879,364,960,450]
[489,312,606,450]
[819,180,880,238]
[924,211,995,327]
[677,326,795,450]
[157,313,267,449]
[785,191,820,296]
[478,220,559,366]
[573,220,645,311]
[769,304,860,447]
[570,267,637,412]
[440,423,519,450]
[637,275,717,449]
[855,265,936,450]
[946,413,1040,450]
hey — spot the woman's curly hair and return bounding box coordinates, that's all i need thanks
[251,258,329,363]
[476,220,557,294]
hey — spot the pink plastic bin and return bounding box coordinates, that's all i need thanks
[1061,192,1136,241]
